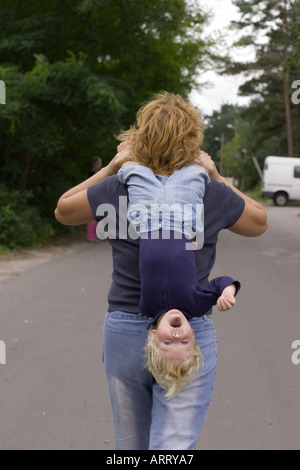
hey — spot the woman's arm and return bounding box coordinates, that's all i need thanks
[54,144,132,226]
[197,152,268,237]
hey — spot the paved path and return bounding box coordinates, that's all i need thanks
[199,205,300,450]
[0,206,299,450]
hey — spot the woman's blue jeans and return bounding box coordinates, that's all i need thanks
[102,312,217,450]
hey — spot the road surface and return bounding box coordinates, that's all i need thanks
[0,205,299,450]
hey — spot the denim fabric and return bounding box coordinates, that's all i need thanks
[103,311,217,450]
[117,163,210,239]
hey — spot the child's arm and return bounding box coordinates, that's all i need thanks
[201,276,240,313]
[192,276,240,316]
[217,283,237,311]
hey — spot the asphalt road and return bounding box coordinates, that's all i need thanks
[0,205,299,450]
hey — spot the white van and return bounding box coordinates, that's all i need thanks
[261,156,300,206]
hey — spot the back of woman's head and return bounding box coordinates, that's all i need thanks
[118,92,205,176]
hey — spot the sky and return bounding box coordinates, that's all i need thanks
[189,0,253,116]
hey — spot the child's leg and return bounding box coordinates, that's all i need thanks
[118,163,164,234]
[118,162,162,206]
[165,164,209,242]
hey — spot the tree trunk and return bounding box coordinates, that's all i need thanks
[283,0,294,157]
[284,68,293,156]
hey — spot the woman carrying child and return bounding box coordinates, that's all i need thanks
[55,92,268,450]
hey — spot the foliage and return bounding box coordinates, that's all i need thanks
[1,1,299,250]
[225,0,300,160]
[0,52,127,188]
[203,104,261,190]
[0,0,211,248]
[201,0,300,193]
[0,184,54,249]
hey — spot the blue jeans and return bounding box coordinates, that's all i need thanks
[102,312,217,450]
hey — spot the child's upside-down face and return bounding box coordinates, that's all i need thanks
[148,310,194,363]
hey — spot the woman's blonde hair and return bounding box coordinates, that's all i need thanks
[118,92,205,176]
[145,333,204,399]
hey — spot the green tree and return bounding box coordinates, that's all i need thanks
[202,104,238,171]
[227,0,300,158]
[0,0,213,245]
[0,0,211,122]
[203,104,260,189]
[0,53,127,216]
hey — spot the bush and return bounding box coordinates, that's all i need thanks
[0,184,54,249]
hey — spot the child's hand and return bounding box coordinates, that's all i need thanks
[217,284,237,311]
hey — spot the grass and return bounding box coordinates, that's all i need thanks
[0,245,9,256]
[0,226,86,260]
[244,184,273,205]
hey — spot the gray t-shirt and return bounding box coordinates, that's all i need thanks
[87,175,245,314]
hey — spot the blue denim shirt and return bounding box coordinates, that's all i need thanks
[117,162,210,240]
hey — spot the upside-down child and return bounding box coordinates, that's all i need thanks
[118,159,240,398]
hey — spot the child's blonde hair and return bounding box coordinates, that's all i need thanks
[145,333,204,399]
[118,91,204,176]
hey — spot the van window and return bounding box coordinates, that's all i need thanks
[294,166,300,178]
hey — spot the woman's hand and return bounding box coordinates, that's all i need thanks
[195,151,268,236]
[106,142,133,176]
[195,151,220,179]
[55,142,133,226]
